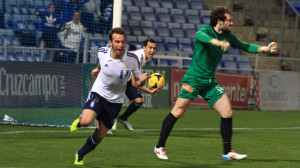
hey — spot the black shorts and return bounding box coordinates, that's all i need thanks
[83,92,122,129]
[125,80,143,101]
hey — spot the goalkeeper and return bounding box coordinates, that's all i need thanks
[153,6,278,161]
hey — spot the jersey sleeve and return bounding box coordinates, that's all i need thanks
[229,34,260,53]
[129,53,142,79]
[195,26,214,43]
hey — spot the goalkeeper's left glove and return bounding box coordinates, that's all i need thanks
[260,42,278,54]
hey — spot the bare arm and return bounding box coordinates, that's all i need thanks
[91,63,101,77]
[131,75,162,93]
[134,73,148,87]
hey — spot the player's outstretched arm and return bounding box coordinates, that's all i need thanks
[135,73,148,87]
[210,39,231,52]
[258,42,278,54]
[91,63,101,77]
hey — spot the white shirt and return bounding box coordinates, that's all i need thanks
[59,21,85,51]
[133,49,149,67]
[91,47,142,103]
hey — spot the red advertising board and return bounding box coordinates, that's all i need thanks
[171,68,252,109]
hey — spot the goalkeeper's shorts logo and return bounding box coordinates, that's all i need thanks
[181,83,194,93]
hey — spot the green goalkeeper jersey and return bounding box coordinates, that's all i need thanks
[186,25,260,79]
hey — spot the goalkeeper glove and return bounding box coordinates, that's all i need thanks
[260,42,278,54]
[210,39,230,52]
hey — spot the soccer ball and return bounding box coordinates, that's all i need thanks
[148,73,165,88]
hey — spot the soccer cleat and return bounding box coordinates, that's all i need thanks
[118,118,134,131]
[74,152,84,165]
[153,146,168,160]
[222,150,247,160]
[70,118,80,132]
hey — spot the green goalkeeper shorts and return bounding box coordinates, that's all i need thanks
[178,76,225,107]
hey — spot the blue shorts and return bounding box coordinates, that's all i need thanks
[125,80,142,101]
[83,92,122,129]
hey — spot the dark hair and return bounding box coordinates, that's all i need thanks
[108,27,126,41]
[143,38,156,47]
[210,6,232,27]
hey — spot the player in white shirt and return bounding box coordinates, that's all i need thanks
[117,39,161,131]
[91,39,161,131]
[70,28,148,166]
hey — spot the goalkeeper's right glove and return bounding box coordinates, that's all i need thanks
[260,42,278,54]
[210,39,230,52]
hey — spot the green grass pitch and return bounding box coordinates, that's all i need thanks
[1,108,300,168]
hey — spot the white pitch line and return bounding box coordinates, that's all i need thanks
[1,127,300,134]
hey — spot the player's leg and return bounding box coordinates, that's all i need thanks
[118,81,143,131]
[71,92,99,132]
[154,97,192,160]
[74,121,109,165]
[213,93,247,160]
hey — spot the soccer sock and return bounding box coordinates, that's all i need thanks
[77,135,99,160]
[157,112,178,148]
[220,117,232,154]
[119,102,143,120]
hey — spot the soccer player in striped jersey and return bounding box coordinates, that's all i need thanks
[70,28,148,165]
[153,6,278,161]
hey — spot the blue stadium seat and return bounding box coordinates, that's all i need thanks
[170,8,184,15]
[137,35,149,43]
[225,47,241,55]
[123,0,133,6]
[179,37,193,53]
[26,0,35,8]
[185,29,196,39]
[122,12,128,20]
[153,21,167,28]
[167,22,181,29]
[223,55,236,61]
[183,59,191,67]
[164,37,179,52]
[172,14,186,24]
[128,11,142,20]
[155,7,169,14]
[147,0,160,8]
[223,61,239,73]
[142,13,157,22]
[131,26,143,36]
[156,27,170,37]
[141,7,156,21]
[141,6,154,13]
[289,0,300,13]
[170,28,185,38]
[168,60,179,67]
[128,20,140,27]
[200,10,212,17]
[132,0,146,6]
[34,0,44,9]
[160,0,174,8]
[202,16,210,24]
[159,59,171,66]
[141,20,153,28]
[157,13,172,22]
[182,23,195,30]
[190,0,204,10]
[13,14,27,30]
[237,62,252,74]
[11,6,21,14]
[186,15,202,24]
[174,0,190,9]
[126,6,140,12]
[20,7,29,15]
[44,1,52,9]
[4,14,16,29]
[143,27,156,36]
